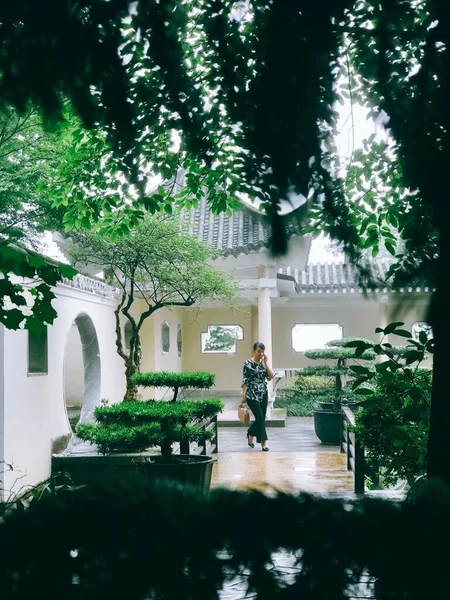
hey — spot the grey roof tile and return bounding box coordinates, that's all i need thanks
[180,197,307,257]
[278,261,434,294]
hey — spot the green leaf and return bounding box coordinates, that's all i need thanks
[404,351,423,365]
[384,322,405,334]
[393,329,412,338]
[58,264,77,279]
[354,387,374,396]
[350,365,371,375]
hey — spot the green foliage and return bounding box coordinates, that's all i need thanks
[93,399,223,426]
[346,322,433,487]
[0,246,76,332]
[69,213,237,400]
[297,337,377,411]
[354,369,432,488]
[304,347,376,361]
[275,375,336,416]
[297,365,352,378]
[0,1,351,254]
[203,326,241,352]
[76,399,223,456]
[344,322,434,394]
[2,480,450,599]
[0,106,77,331]
[131,372,215,392]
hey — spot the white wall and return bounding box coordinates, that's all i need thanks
[2,283,126,496]
[272,301,381,368]
[181,307,253,393]
[149,308,182,400]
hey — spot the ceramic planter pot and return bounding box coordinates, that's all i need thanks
[313,410,342,445]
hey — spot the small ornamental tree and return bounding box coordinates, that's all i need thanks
[76,399,223,458]
[77,370,222,457]
[296,337,376,412]
[69,213,238,400]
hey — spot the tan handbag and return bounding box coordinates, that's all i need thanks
[238,403,250,426]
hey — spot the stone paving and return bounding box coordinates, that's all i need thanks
[214,418,377,599]
[212,417,354,495]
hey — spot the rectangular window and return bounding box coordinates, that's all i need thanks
[292,323,343,353]
[201,325,243,354]
[28,328,48,375]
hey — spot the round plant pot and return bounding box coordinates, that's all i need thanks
[52,453,215,493]
[313,410,342,445]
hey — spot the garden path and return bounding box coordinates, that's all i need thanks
[212,417,354,495]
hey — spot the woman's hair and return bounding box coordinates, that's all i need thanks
[253,342,265,351]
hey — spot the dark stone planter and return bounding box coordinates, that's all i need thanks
[317,401,334,411]
[313,410,342,445]
[52,453,215,493]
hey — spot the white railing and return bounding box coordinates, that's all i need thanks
[273,368,302,392]
[60,274,119,300]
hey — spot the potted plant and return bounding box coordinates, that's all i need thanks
[54,372,223,492]
[299,338,376,444]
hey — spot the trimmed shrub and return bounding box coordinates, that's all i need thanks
[2,480,450,599]
[76,399,223,456]
[275,374,335,416]
[131,371,215,401]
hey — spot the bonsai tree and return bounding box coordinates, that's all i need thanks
[68,213,238,400]
[76,398,223,458]
[299,337,376,412]
[76,371,223,458]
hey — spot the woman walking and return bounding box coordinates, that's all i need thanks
[240,342,275,451]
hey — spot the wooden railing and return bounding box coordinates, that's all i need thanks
[179,416,218,456]
[341,407,365,494]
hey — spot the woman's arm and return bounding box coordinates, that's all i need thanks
[263,354,275,380]
[240,384,247,404]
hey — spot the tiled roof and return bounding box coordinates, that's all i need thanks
[279,261,434,294]
[180,196,308,257]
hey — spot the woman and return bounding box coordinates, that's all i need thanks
[240,342,275,451]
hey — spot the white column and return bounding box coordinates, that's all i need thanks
[258,266,274,416]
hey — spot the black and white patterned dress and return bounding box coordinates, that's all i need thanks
[242,359,268,403]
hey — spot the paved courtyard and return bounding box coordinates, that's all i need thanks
[212,417,354,495]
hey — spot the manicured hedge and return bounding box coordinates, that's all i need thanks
[1,479,449,599]
[93,399,223,425]
[304,347,376,360]
[131,371,216,389]
[76,399,223,455]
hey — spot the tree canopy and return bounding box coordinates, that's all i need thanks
[68,212,238,399]
[1,0,450,480]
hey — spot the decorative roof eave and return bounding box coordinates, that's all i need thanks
[278,261,435,296]
[182,195,310,259]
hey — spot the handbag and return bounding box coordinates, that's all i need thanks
[238,403,250,426]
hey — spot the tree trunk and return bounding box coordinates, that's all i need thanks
[427,219,450,483]
[123,357,138,402]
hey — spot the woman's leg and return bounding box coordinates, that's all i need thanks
[247,398,268,444]
[260,393,269,448]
